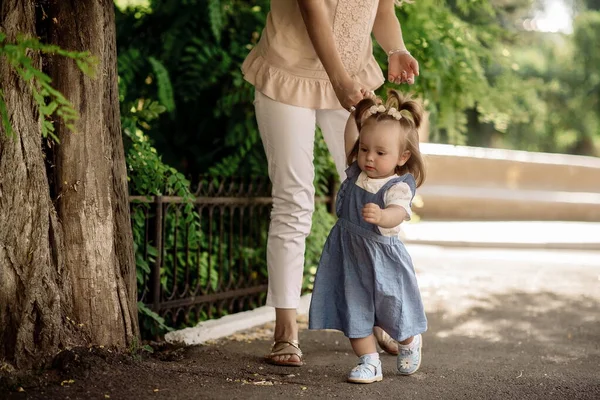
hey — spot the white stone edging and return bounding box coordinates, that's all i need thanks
[164,293,312,346]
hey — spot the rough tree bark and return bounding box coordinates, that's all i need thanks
[0,0,139,370]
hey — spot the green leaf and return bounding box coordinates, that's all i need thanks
[41,101,58,116]
[148,57,175,113]
[137,302,173,332]
[142,344,154,353]
[76,55,98,78]
[0,90,14,137]
[208,0,223,42]
[41,120,55,137]
[28,67,52,83]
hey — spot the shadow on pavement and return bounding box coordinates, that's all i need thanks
[5,291,600,400]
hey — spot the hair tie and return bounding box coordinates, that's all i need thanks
[367,104,386,116]
[364,104,402,121]
[387,107,403,121]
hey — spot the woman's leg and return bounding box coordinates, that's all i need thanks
[254,91,317,363]
[316,108,350,181]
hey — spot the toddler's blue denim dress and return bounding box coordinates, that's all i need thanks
[309,162,427,341]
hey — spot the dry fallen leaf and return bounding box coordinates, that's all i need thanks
[253,380,274,386]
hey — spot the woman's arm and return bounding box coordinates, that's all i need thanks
[297,0,364,109]
[372,0,407,54]
[372,0,419,84]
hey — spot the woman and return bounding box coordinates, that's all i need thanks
[241,0,419,366]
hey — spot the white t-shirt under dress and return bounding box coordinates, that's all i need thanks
[354,171,413,237]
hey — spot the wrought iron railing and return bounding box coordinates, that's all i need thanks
[131,177,333,330]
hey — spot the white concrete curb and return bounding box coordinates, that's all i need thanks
[401,221,600,251]
[403,238,600,251]
[165,293,312,346]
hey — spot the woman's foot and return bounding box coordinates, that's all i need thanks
[373,326,399,355]
[347,354,383,384]
[266,308,302,365]
[265,340,304,366]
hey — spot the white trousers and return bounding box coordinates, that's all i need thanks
[254,91,349,308]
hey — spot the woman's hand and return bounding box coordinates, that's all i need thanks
[362,203,383,225]
[332,76,367,111]
[388,52,419,85]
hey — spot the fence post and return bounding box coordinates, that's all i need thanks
[150,195,163,312]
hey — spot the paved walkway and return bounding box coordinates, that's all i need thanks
[188,245,599,399]
[35,244,597,400]
[12,225,600,400]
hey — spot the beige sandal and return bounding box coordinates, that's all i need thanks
[373,326,399,355]
[265,340,304,367]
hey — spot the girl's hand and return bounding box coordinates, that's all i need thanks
[362,203,383,224]
[388,52,419,85]
[332,76,366,111]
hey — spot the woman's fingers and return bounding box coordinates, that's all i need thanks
[411,58,420,77]
[347,87,378,111]
[389,70,415,85]
[345,93,362,111]
[388,53,419,85]
[361,89,377,100]
[388,73,405,84]
[347,84,365,109]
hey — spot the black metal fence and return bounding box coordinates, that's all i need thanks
[131,177,332,329]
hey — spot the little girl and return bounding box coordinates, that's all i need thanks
[309,90,427,383]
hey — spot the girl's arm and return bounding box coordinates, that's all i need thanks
[363,182,412,227]
[296,0,364,109]
[362,204,407,229]
[344,113,359,158]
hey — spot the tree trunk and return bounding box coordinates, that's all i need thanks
[0,0,139,370]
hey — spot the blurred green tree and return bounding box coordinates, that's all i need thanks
[464,3,600,156]
[115,0,557,180]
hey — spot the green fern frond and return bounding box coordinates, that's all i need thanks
[117,48,144,102]
[148,57,175,113]
[208,0,223,42]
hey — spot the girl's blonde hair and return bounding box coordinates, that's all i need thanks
[347,89,426,187]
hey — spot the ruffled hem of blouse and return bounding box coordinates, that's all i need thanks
[241,51,385,110]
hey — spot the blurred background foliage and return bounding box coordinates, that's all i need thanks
[113,0,600,335]
[115,0,600,186]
